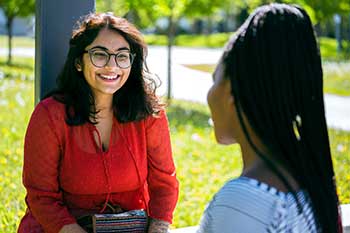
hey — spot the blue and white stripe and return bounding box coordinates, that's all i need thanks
[198,176,318,233]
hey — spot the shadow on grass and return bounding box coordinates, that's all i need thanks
[167,101,211,129]
[0,61,34,70]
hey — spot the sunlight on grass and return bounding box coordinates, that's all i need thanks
[323,61,350,96]
[167,100,242,227]
[182,64,215,73]
[0,36,35,48]
[1,52,349,231]
[0,56,34,80]
[0,79,33,232]
[0,78,349,231]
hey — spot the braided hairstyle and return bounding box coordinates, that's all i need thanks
[222,4,342,233]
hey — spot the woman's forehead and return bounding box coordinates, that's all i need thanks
[87,29,130,51]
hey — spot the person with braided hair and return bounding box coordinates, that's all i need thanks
[198,3,343,233]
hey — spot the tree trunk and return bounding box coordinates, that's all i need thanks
[314,22,322,36]
[206,16,212,34]
[167,13,175,100]
[334,14,342,54]
[347,13,350,56]
[6,16,14,66]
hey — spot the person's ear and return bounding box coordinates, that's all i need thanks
[75,58,82,72]
[229,95,235,106]
[223,79,235,106]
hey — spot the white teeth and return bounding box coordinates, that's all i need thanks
[100,74,118,80]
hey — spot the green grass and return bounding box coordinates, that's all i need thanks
[0,75,349,231]
[0,79,33,232]
[144,33,230,47]
[167,100,242,227]
[183,64,216,73]
[0,56,34,80]
[0,43,349,230]
[323,61,350,96]
[0,35,34,48]
[143,34,168,46]
[175,33,231,48]
[144,33,231,48]
[319,37,350,61]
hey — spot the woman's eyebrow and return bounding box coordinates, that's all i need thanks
[89,46,130,52]
[116,47,130,51]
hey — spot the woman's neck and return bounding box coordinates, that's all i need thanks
[94,94,113,112]
[239,136,300,193]
[93,94,114,120]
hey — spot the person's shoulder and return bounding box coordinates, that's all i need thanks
[39,96,64,109]
[144,109,168,126]
[35,96,66,121]
[212,177,262,204]
[198,177,280,233]
[211,177,288,213]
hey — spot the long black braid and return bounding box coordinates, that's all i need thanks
[222,4,341,233]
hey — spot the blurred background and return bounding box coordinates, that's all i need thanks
[0,0,349,232]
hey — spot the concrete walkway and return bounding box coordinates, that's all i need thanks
[146,46,350,131]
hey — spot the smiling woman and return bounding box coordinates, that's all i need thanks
[17,13,179,233]
[77,29,133,100]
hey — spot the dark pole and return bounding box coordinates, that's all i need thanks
[35,0,95,104]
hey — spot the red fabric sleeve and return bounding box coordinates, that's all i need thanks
[145,110,179,223]
[22,102,76,233]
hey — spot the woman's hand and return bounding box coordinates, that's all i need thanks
[59,223,87,233]
[148,218,170,233]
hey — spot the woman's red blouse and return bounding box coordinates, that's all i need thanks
[18,97,179,233]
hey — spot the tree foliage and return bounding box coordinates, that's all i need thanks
[95,0,350,96]
[0,0,35,65]
[0,0,35,18]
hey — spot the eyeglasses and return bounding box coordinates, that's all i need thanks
[84,48,135,69]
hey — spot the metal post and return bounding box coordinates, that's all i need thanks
[35,0,95,104]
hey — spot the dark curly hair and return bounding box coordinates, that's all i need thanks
[47,12,162,125]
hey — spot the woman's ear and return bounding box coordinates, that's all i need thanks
[229,95,235,106]
[223,78,235,106]
[75,58,82,72]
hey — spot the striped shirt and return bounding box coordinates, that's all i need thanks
[197,177,318,233]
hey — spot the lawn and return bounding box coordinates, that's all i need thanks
[0,76,349,231]
[0,56,34,80]
[0,36,34,48]
[0,37,349,230]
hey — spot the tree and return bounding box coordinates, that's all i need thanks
[0,0,35,65]
[97,0,222,100]
[152,0,224,99]
[226,0,350,54]
[136,0,222,100]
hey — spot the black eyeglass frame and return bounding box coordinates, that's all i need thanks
[83,48,136,69]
